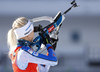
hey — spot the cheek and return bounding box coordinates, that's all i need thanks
[32,32,34,38]
[30,32,34,40]
[29,32,34,40]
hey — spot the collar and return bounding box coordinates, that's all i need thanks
[17,39,34,47]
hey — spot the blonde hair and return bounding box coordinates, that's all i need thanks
[7,17,28,57]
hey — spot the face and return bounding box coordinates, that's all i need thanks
[27,30,34,42]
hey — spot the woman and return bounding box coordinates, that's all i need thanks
[7,17,58,72]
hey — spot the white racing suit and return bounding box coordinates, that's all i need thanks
[16,16,58,72]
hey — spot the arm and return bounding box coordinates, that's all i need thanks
[17,44,58,66]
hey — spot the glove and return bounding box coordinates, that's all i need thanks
[39,32,52,46]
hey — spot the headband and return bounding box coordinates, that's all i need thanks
[14,20,34,39]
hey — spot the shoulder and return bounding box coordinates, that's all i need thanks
[17,46,33,58]
[17,46,29,58]
[17,47,30,62]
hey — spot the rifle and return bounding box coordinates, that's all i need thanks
[30,0,79,53]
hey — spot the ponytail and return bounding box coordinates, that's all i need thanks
[7,28,17,57]
[7,17,28,57]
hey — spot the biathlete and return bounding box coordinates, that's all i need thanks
[7,17,58,72]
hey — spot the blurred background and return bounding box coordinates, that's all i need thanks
[0,0,100,72]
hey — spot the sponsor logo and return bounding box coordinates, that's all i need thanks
[55,23,57,27]
[48,25,54,33]
[28,49,38,56]
[28,49,33,54]
[25,24,31,31]
[32,52,38,56]
[24,29,32,35]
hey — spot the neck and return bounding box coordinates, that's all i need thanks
[21,37,32,42]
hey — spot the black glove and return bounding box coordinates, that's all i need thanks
[39,32,58,50]
[39,32,52,46]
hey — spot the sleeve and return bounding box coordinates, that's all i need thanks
[38,64,50,72]
[30,16,54,23]
[17,44,58,66]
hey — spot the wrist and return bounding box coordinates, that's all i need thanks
[46,44,53,50]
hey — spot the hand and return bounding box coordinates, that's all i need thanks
[39,32,51,46]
